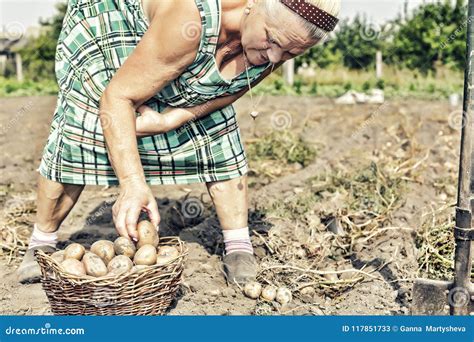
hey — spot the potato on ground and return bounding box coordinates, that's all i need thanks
[82,252,108,277]
[244,282,262,299]
[137,220,159,248]
[261,285,277,301]
[64,243,85,260]
[113,237,136,258]
[61,258,86,277]
[276,287,292,304]
[133,244,157,265]
[107,255,133,275]
[90,240,115,264]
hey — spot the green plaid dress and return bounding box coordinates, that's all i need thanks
[38,0,271,185]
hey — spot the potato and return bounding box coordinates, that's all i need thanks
[133,244,157,265]
[136,220,159,248]
[107,255,133,275]
[244,282,262,299]
[157,245,179,258]
[50,250,65,264]
[90,240,115,264]
[155,254,175,266]
[82,252,108,277]
[276,287,292,305]
[261,285,277,301]
[114,237,136,258]
[64,243,85,260]
[61,258,86,277]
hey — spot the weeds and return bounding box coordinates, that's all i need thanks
[255,159,409,299]
[415,204,474,281]
[246,130,317,187]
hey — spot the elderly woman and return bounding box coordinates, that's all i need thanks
[18,0,340,284]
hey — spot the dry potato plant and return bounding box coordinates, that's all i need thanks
[246,130,318,188]
[0,191,36,263]
[252,121,429,311]
[415,203,474,281]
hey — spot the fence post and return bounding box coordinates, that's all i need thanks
[0,55,6,76]
[376,50,383,79]
[283,59,294,86]
[15,52,23,82]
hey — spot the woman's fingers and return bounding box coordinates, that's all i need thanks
[145,199,161,232]
[125,206,141,240]
[136,105,162,136]
[113,182,159,240]
[113,201,129,238]
[137,104,154,115]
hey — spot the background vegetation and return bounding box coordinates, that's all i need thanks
[1,0,467,98]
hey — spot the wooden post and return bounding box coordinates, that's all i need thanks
[283,59,294,86]
[376,50,383,79]
[15,52,23,82]
[0,55,6,76]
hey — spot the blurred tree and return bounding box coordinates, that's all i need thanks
[16,2,67,81]
[298,16,388,70]
[386,0,467,73]
[297,0,467,73]
[13,0,469,81]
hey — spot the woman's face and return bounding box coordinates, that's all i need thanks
[240,5,319,66]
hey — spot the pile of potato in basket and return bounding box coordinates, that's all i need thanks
[50,220,178,278]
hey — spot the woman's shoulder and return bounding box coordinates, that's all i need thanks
[145,0,203,62]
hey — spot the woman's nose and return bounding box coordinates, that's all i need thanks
[266,46,283,64]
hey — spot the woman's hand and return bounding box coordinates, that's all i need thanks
[112,178,160,240]
[136,105,167,137]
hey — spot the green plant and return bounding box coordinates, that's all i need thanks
[375,79,385,90]
[362,81,371,91]
[247,130,316,167]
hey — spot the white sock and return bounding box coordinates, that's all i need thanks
[222,227,253,255]
[28,223,58,249]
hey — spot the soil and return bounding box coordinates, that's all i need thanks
[0,94,464,315]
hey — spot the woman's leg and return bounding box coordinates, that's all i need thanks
[206,175,257,284]
[206,175,248,230]
[35,174,85,233]
[17,174,85,283]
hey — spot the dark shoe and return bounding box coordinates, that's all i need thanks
[222,252,257,285]
[17,245,56,284]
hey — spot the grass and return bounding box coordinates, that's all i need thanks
[0,64,462,99]
[246,130,317,167]
[253,65,464,100]
[0,77,58,97]
[245,130,317,188]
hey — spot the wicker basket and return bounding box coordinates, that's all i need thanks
[35,237,187,315]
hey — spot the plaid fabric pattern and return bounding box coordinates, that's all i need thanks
[38,0,272,185]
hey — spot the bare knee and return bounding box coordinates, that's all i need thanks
[38,174,84,201]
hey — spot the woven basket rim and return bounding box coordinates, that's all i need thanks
[35,236,187,286]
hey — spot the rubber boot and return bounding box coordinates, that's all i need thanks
[222,251,257,285]
[17,245,56,284]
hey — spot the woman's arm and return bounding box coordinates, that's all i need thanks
[136,61,284,136]
[99,0,201,239]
